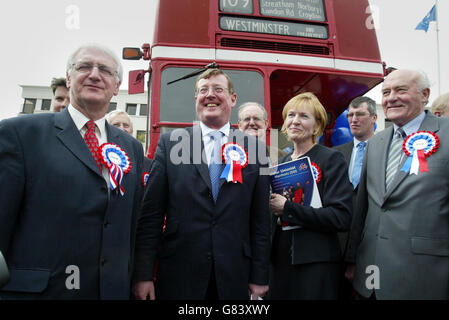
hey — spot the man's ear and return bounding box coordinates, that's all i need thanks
[113,81,121,96]
[66,72,71,88]
[421,88,430,104]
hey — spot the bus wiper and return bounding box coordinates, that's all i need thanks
[167,62,220,85]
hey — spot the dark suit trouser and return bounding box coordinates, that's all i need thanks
[205,263,218,300]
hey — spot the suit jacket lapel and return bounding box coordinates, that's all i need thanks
[343,141,354,164]
[191,125,213,191]
[384,112,440,200]
[380,127,394,202]
[55,108,103,177]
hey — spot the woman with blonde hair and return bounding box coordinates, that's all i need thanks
[268,92,353,299]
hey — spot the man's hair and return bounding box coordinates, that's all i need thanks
[50,77,67,94]
[195,68,235,95]
[238,102,267,121]
[349,96,377,115]
[431,92,449,114]
[66,43,123,83]
[281,92,328,144]
[415,70,431,91]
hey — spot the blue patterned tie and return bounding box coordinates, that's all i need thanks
[209,131,223,202]
[351,141,366,188]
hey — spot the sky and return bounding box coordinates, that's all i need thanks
[0,0,447,120]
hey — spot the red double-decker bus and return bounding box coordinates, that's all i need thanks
[124,0,386,158]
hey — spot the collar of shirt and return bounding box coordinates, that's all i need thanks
[199,122,230,165]
[393,111,426,137]
[67,104,110,187]
[68,104,108,144]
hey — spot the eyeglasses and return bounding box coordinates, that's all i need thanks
[240,116,264,123]
[346,112,370,119]
[72,62,117,78]
[197,86,228,95]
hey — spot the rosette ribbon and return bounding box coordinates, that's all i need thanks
[142,172,150,188]
[400,131,439,175]
[220,143,248,184]
[98,143,132,196]
[310,161,322,184]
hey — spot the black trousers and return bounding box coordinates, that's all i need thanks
[205,264,219,300]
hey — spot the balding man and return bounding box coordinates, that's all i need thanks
[238,102,286,161]
[345,69,449,299]
[107,110,134,134]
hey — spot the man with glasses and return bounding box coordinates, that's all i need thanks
[334,96,377,299]
[237,102,286,162]
[132,68,271,300]
[0,44,144,299]
[336,96,377,188]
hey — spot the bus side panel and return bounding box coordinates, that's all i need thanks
[154,0,211,46]
[332,0,382,61]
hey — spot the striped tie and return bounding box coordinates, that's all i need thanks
[385,128,405,190]
[209,131,223,203]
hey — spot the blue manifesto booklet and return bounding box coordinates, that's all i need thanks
[270,156,322,230]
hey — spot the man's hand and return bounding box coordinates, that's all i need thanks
[132,280,155,300]
[269,193,287,216]
[249,283,269,300]
[345,264,355,282]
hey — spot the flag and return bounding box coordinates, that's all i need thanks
[415,5,436,32]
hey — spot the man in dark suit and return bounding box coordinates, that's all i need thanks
[132,69,271,300]
[0,44,144,299]
[346,69,449,299]
[335,96,377,299]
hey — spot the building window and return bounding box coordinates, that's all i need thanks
[108,102,117,113]
[126,103,137,116]
[140,104,148,116]
[23,98,36,114]
[136,130,146,144]
[41,99,52,111]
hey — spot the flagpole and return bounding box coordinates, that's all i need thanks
[435,0,441,96]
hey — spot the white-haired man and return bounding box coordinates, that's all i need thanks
[0,44,144,299]
[107,110,134,135]
[345,69,449,299]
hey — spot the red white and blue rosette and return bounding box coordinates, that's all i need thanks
[400,131,439,175]
[310,161,322,184]
[98,143,132,196]
[142,172,150,188]
[220,142,248,184]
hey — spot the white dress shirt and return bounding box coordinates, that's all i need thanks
[68,104,110,186]
[199,122,230,165]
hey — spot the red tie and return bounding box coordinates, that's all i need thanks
[84,120,102,171]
